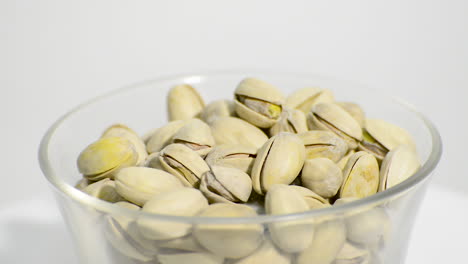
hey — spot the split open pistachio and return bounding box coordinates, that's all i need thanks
[146,120,186,154]
[336,102,365,128]
[82,178,124,203]
[204,144,257,174]
[379,145,420,191]
[172,118,215,157]
[200,99,236,124]
[340,151,379,199]
[167,84,205,121]
[285,87,334,113]
[299,130,348,162]
[269,107,308,136]
[101,124,148,166]
[199,165,252,203]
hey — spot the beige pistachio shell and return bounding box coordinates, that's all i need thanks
[146,120,186,154]
[234,78,284,128]
[77,136,138,181]
[337,150,355,171]
[345,207,391,246]
[299,130,348,162]
[336,102,365,128]
[75,178,90,190]
[379,145,420,191]
[231,240,291,264]
[114,167,184,206]
[365,119,416,151]
[143,152,164,170]
[193,203,264,259]
[269,107,308,136]
[334,242,370,264]
[200,99,236,124]
[301,158,343,199]
[340,151,379,199]
[251,133,305,195]
[137,188,208,241]
[101,124,148,166]
[82,178,124,203]
[167,84,205,121]
[308,103,363,149]
[159,143,210,187]
[285,87,334,113]
[204,144,257,174]
[172,119,215,156]
[265,184,315,253]
[210,117,269,150]
[158,252,224,264]
[154,235,205,252]
[199,166,252,203]
[296,219,346,264]
[288,185,329,209]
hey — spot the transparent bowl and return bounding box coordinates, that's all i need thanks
[39,70,442,264]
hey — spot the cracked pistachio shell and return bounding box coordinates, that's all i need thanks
[340,151,379,199]
[167,84,205,121]
[204,144,257,174]
[301,158,343,199]
[101,124,148,166]
[285,87,334,113]
[296,219,346,264]
[336,102,365,128]
[143,152,164,170]
[337,150,355,171]
[299,130,348,162]
[269,107,308,136]
[200,99,236,124]
[307,103,363,149]
[199,166,252,203]
[251,132,305,195]
[77,136,138,181]
[234,78,284,128]
[146,120,186,154]
[210,117,269,150]
[193,203,264,259]
[334,243,370,264]
[172,119,215,157]
[231,240,291,264]
[289,185,329,209]
[137,188,208,240]
[82,178,124,203]
[158,252,224,264]
[159,143,210,187]
[364,119,416,151]
[345,207,391,246]
[265,184,315,253]
[379,145,420,191]
[114,167,183,206]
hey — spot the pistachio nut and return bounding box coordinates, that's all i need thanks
[234,78,284,128]
[158,252,224,264]
[167,84,205,121]
[289,185,329,209]
[101,124,148,166]
[172,119,215,157]
[193,203,264,259]
[77,136,138,181]
[307,103,363,149]
[285,87,334,113]
[141,127,159,144]
[137,188,208,240]
[251,132,306,195]
[345,207,391,246]
[82,178,124,203]
[269,107,308,136]
[154,234,205,252]
[159,143,210,187]
[75,178,90,190]
[265,184,314,253]
[143,152,164,170]
[204,144,257,174]
[200,99,236,124]
[359,119,416,160]
[379,145,420,191]
[210,117,269,150]
[146,120,186,154]
[336,102,365,128]
[114,166,183,206]
[337,150,355,171]
[334,242,370,264]
[299,130,348,163]
[296,219,346,264]
[301,158,343,199]
[231,240,291,264]
[199,166,252,204]
[340,151,379,199]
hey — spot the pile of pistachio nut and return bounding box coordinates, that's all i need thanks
[76,77,421,264]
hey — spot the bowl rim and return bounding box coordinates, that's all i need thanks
[38,69,443,224]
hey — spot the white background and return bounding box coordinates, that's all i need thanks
[1,0,467,263]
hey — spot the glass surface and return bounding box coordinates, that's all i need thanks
[39,71,442,264]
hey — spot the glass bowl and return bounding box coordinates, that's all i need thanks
[39,70,442,264]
